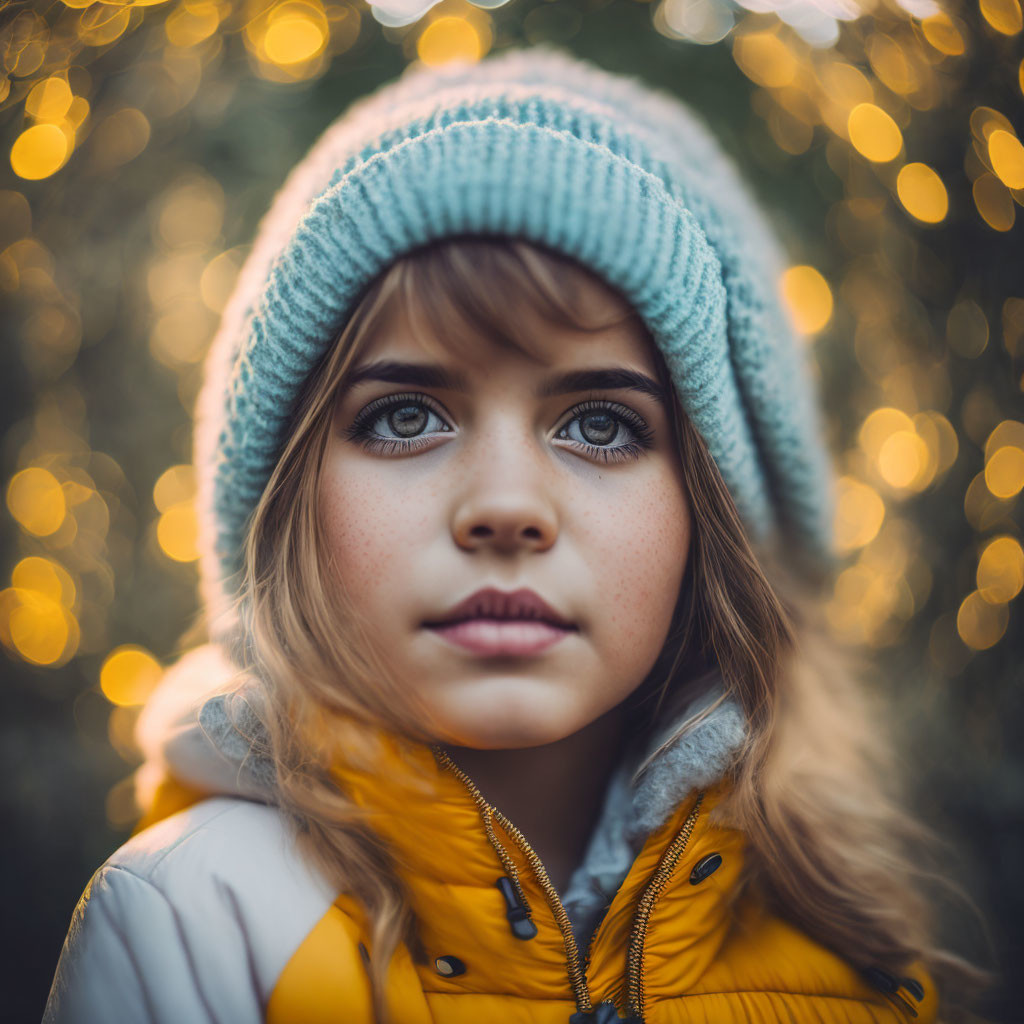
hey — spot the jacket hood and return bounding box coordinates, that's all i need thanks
[136,642,747,951]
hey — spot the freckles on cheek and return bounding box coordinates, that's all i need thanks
[591,482,689,654]
[318,473,411,596]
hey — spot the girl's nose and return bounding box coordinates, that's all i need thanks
[450,454,558,555]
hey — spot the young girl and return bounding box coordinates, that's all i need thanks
[45,47,985,1024]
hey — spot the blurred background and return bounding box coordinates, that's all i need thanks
[1,0,1021,1019]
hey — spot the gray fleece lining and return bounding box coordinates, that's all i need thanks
[196,697,277,794]
[561,680,746,951]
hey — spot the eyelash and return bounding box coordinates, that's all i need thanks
[343,392,655,463]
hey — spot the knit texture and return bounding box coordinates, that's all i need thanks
[195,46,837,630]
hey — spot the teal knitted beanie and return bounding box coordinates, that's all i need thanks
[195,46,837,628]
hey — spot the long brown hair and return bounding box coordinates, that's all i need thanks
[231,236,991,1020]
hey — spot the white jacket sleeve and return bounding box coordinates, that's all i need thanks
[43,863,263,1024]
[42,798,339,1024]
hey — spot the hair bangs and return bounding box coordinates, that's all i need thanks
[386,236,642,368]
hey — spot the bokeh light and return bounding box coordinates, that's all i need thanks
[780,264,833,335]
[920,13,964,56]
[418,15,489,65]
[732,30,799,88]
[979,0,1023,36]
[896,162,948,224]
[973,173,1016,231]
[847,103,903,162]
[100,646,164,708]
[263,6,327,66]
[977,536,1024,604]
[10,124,69,181]
[11,556,76,607]
[834,475,886,553]
[985,445,1024,499]
[957,589,1009,650]
[988,130,1024,190]
[156,501,199,563]
[7,468,66,537]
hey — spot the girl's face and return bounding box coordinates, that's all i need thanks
[319,274,691,749]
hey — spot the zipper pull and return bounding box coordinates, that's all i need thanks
[495,875,538,939]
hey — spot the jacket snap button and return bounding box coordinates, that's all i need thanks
[689,853,722,884]
[862,966,898,992]
[435,955,466,977]
[902,976,925,1001]
[862,966,924,1002]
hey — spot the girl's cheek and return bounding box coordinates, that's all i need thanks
[584,474,689,653]
[319,463,421,596]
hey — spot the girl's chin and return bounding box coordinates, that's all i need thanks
[428,693,592,750]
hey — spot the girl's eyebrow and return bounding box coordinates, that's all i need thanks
[344,360,668,408]
[538,368,667,407]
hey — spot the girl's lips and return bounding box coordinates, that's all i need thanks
[425,618,575,656]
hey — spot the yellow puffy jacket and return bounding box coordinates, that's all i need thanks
[257,730,937,1024]
[48,653,937,1024]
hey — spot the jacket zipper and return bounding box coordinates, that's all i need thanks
[431,748,533,914]
[624,792,704,1020]
[492,805,594,1012]
[433,745,705,1021]
[432,747,595,1012]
